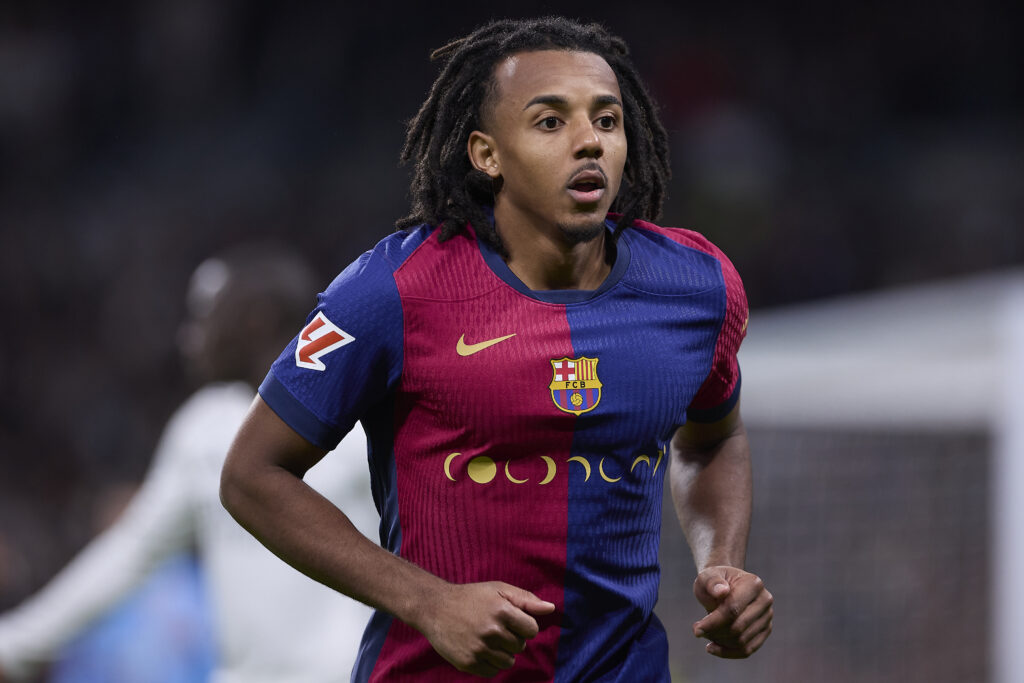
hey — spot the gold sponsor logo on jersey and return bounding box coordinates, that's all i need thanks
[442,449,665,485]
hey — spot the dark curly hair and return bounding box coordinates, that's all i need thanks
[396,16,671,252]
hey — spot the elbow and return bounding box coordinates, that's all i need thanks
[219,451,247,520]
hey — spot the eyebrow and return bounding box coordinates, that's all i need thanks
[523,94,623,110]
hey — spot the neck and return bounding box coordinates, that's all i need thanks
[493,210,612,291]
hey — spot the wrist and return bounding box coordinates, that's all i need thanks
[697,554,745,574]
[389,568,452,635]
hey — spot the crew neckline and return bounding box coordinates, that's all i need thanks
[476,219,632,304]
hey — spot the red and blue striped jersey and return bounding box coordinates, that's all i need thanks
[259,217,747,682]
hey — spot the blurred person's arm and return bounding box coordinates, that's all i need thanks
[0,396,201,680]
[670,402,773,659]
[221,397,555,677]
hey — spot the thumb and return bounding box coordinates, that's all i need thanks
[694,569,731,612]
[498,583,556,615]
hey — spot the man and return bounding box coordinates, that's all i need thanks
[0,245,376,682]
[221,17,773,682]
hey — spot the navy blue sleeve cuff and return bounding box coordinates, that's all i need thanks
[258,372,342,451]
[686,373,742,424]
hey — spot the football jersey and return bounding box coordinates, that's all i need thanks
[260,217,747,683]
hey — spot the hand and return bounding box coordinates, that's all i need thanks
[692,566,773,658]
[417,581,555,677]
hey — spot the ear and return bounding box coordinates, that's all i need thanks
[467,131,501,179]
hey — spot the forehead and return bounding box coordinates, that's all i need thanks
[489,50,621,113]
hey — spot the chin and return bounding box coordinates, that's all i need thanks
[557,215,607,245]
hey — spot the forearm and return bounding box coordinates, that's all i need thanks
[670,425,752,571]
[220,444,446,633]
[0,470,190,676]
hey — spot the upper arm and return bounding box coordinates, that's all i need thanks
[685,239,748,426]
[222,396,328,487]
[258,245,405,452]
[673,401,746,461]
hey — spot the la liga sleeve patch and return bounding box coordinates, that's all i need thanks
[294,311,355,371]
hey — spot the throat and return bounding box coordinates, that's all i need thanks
[505,232,614,291]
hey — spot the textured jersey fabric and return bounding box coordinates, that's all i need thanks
[261,218,747,682]
[0,383,376,683]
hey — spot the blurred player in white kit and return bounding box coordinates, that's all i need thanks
[0,244,377,683]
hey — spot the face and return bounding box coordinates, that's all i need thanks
[471,50,627,246]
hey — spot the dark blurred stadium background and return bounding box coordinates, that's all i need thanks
[1,2,1020,681]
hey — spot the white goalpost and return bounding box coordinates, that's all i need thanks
[660,268,1023,682]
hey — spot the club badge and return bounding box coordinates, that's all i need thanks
[549,356,602,415]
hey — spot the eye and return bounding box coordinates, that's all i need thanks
[539,116,561,130]
[596,115,617,130]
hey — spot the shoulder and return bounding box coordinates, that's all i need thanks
[619,219,745,299]
[626,219,737,269]
[323,226,436,291]
[319,223,490,298]
[336,222,496,303]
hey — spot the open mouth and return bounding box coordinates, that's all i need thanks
[567,170,607,205]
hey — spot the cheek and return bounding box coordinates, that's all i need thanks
[504,146,560,194]
[606,142,628,190]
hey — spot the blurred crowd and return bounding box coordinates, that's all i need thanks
[0,0,1020,652]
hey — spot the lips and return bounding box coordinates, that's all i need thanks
[566,168,607,205]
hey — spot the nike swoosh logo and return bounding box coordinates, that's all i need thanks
[456,333,517,356]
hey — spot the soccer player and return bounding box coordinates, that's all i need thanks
[0,246,376,683]
[220,16,773,681]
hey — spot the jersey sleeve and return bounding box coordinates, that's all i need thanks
[686,243,748,423]
[259,243,406,451]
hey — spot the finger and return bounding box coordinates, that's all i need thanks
[727,575,767,611]
[495,585,554,640]
[732,592,774,642]
[694,577,768,636]
[703,589,771,641]
[446,647,503,678]
[737,608,773,647]
[499,603,541,641]
[498,584,556,616]
[693,601,736,637]
[463,660,502,677]
[482,626,527,654]
[480,647,517,671]
[703,605,772,652]
[706,622,772,659]
[693,571,731,610]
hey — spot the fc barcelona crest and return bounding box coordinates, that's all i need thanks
[549,357,603,415]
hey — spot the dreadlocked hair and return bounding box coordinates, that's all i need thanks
[396,16,671,253]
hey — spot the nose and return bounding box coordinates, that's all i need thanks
[572,118,603,159]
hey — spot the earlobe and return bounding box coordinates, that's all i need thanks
[468,131,500,178]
